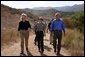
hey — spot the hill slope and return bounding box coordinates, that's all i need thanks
[1,4,37,29]
[32,4,84,12]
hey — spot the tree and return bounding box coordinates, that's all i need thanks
[71,11,84,32]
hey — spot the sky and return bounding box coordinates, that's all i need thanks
[1,1,84,9]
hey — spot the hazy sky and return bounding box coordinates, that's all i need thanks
[1,1,84,9]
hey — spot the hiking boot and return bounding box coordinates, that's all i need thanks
[57,52,60,56]
[40,50,44,54]
[38,48,41,52]
[26,48,28,52]
[54,49,56,53]
[34,42,36,45]
[20,52,25,56]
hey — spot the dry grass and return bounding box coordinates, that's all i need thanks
[62,28,84,56]
[1,28,33,49]
[1,28,20,49]
[1,28,84,56]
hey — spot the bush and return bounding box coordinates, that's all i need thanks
[1,28,20,48]
[62,29,84,56]
[71,11,84,32]
[63,17,75,29]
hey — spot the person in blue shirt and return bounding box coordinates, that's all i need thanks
[50,12,65,55]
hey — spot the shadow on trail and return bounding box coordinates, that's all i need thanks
[27,50,33,56]
[44,45,52,52]
[40,52,47,56]
[56,53,64,56]
[44,39,49,42]
[20,50,33,56]
[20,53,27,56]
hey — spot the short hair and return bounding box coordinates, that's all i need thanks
[21,13,27,17]
[55,12,61,17]
[20,13,28,21]
[39,16,43,20]
[39,16,43,19]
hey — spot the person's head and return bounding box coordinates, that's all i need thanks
[38,16,43,21]
[20,13,27,21]
[55,12,61,19]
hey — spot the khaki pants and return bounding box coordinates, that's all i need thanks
[20,30,29,52]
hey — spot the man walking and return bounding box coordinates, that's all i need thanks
[50,12,65,55]
[34,16,46,54]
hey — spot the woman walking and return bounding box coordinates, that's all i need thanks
[18,13,31,55]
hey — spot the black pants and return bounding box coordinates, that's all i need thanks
[53,30,62,53]
[34,31,38,44]
[36,31,44,52]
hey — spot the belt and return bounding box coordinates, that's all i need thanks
[54,30,62,32]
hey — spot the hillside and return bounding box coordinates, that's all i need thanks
[22,8,74,21]
[21,3,84,19]
[32,4,84,12]
[32,7,52,10]
[1,4,38,29]
[54,4,84,12]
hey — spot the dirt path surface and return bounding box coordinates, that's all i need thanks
[1,33,71,56]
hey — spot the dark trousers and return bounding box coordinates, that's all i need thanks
[53,30,62,53]
[34,31,38,44]
[36,31,44,52]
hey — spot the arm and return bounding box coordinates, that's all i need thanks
[18,22,21,31]
[33,23,37,33]
[27,21,31,32]
[50,21,54,32]
[28,21,31,29]
[47,23,50,33]
[43,22,47,36]
[17,22,21,36]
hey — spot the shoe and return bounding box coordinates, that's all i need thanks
[34,42,36,45]
[50,42,53,44]
[26,48,28,52]
[38,50,40,52]
[54,49,56,53]
[50,42,51,44]
[57,52,60,55]
[20,51,23,54]
[20,52,25,56]
[38,48,41,52]
[41,51,44,54]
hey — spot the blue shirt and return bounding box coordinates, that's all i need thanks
[50,19,65,32]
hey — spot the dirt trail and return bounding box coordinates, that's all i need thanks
[1,33,71,56]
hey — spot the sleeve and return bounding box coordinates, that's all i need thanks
[28,21,31,28]
[18,22,21,31]
[50,21,54,32]
[33,22,37,32]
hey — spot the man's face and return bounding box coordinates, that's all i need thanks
[22,15,27,20]
[55,15,60,19]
